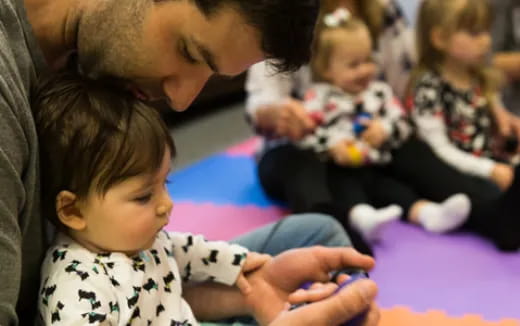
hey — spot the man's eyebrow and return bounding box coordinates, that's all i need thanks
[190,37,220,74]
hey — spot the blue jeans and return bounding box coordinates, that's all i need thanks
[231,213,352,254]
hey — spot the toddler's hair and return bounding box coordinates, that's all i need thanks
[410,0,500,99]
[32,72,176,227]
[311,11,372,82]
[318,0,383,41]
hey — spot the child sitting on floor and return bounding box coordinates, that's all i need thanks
[299,9,471,241]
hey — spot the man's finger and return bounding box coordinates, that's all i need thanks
[288,282,339,304]
[286,279,378,325]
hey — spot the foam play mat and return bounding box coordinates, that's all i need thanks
[166,137,520,325]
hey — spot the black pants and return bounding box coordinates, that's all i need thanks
[326,164,419,218]
[389,138,520,251]
[257,144,374,256]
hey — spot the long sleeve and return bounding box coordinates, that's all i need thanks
[168,232,248,286]
[412,78,495,178]
[0,96,24,326]
[245,61,312,128]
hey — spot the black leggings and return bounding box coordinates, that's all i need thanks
[257,144,374,256]
[326,164,419,218]
[388,138,520,251]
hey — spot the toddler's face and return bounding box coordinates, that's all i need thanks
[76,149,174,256]
[323,27,376,94]
[443,29,491,67]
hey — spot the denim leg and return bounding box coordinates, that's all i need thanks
[230,213,352,256]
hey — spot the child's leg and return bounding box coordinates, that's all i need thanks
[408,195,471,233]
[257,144,332,213]
[371,167,471,233]
[327,165,401,241]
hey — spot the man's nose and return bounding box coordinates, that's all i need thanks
[162,73,212,111]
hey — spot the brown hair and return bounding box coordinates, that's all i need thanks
[311,15,371,81]
[318,0,384,41]
[32,72,176,227]
[410,0,499,99]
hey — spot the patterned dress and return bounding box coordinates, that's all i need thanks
[38,232,248,325]
[411,71,518,178]
[299,81,411,165]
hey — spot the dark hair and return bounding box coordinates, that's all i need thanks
[32,72,176,227]
[191,0,320,72]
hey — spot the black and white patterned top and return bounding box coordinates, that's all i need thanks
[411,71,512,178]
[299,81,411,165]
[38,232,248,325]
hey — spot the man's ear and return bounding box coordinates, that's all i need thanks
[56,191,87,231]
[431,27,447,51]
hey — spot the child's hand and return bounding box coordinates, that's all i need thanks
[236,252,272,295]
[329,141,363,167]
[491,163,514,190]
[360,119,388,149]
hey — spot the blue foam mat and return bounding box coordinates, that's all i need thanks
[169,154,282,207]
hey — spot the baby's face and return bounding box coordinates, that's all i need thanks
[323,27,377,94]
[75,149,174,256]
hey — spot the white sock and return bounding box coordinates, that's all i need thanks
[417,193,471,233]
[349,204,402,241]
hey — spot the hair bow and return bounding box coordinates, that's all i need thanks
[323,8,351,27]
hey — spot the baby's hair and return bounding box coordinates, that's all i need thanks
[312,11,371,81]
[319,0,384,41]
[410,0,500,99]
[32,72,176,228]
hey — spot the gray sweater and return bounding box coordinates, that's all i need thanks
[0,0,48,324]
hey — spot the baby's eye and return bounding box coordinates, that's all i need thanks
[135,193,153,204]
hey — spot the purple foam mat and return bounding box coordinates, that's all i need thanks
[371,222,520,321]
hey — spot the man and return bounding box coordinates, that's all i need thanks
[0,0,379,324]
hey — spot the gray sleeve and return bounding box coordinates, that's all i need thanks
[0,95,26,326]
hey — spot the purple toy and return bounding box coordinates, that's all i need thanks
[291,271,369,326]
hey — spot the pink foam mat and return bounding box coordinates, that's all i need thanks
[164,202,286,240]
[224,137,261,157]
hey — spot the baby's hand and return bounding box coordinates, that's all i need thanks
[329,141,365,167]
[236,252,272,295]
[360,119,388,149]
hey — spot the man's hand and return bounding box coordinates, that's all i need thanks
[360,119,388,149]
[241,246,376,325]
[255,99,317,141]
[270,283,380,326]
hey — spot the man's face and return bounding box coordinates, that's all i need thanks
[78,0,264,110]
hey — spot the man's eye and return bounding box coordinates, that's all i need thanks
[135,193,152,204]
[180,40,198,64]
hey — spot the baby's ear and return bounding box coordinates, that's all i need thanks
[56,191,86,231]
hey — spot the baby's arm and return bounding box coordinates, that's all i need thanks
[168,232,249,286]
